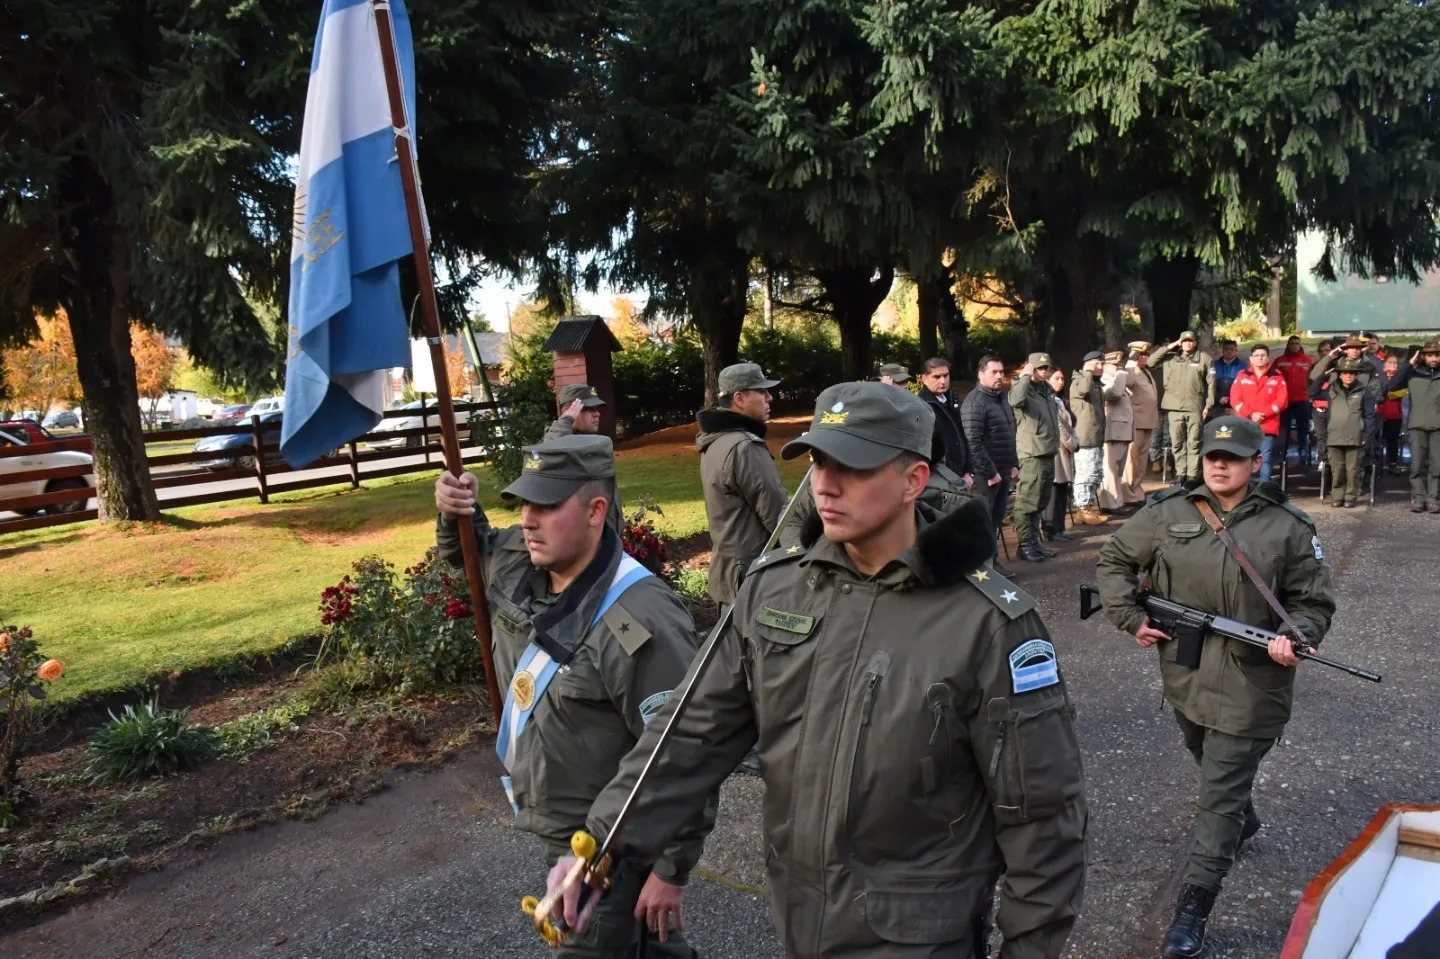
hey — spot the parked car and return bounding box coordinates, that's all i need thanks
[0,420,92,453]
[215,404,253,421]
[0,428,95,515]
[366,400,474,450]
[193,412,283,470]
[41,410,81,430]
[248,396,285,417]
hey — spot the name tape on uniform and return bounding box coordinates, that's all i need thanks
[757,606,816,635]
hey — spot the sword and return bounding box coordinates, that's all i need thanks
[523,465,814,945]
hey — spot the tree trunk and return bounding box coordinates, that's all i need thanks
[688,248,749,408]
[934,275,967,374]
[1142,256,1200,343]
[815,265,894,382]
[1102,300,1124,350]
[62,161,160,523]
[1041,263,1093,374]
[916,274,939,360]
[762,263,775,331]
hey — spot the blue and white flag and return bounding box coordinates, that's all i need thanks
[281,0,417,467]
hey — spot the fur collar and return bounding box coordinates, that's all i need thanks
[697,407,768,438]
[798,496,996,588]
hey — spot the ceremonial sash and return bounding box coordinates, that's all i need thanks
[496,553,652,813]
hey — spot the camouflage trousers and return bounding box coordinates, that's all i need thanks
[1174,711,1275,892]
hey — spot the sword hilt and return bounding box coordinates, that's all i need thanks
[523,831,611,945]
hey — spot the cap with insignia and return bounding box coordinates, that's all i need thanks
[1340,335,1366,350]
[1028,352,1053,369]
[557,383,606,408]
[1104,350,1125,364]
[718,362,781,395]
[1179,330,1198,342]
[501,434,615,505]
[1200,415,1262,459]
[1082,350,1105,364]
[1336,357,1365,373]
[1422,337,1440,355]
[1128,340,1153,353]
[877,363,912,383]
[781,381,934,470]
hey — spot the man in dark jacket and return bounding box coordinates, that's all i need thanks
[961,354,1019,573]
[1391,339,1440,512]
[918,357,973,483]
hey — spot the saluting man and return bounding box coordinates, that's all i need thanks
[435,435,708,957]
[545,383,623,530]
[551,381,1088,958]
[1095,416,1336,959]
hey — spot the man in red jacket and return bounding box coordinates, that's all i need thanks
[1230,344,1288,482]
[1271,335,1314,463]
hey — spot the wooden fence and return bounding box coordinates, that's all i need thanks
[0,401,500,535]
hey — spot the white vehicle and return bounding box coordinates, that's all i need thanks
[0,428,96,515]
[366,400,474,450]
[248,396,285,417]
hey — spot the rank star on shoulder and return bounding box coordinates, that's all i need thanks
[786,545,802,554]
[971,570,990,582]
[1001,589,1018,604]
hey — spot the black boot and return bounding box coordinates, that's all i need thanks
[1019,518,1047,563]
[1032,515,1057,558]
[1240,802,1262,844]
[1161,883,1218,959]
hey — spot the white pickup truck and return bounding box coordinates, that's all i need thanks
[0,428,96,515]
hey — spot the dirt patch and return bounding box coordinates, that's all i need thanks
[1,674,481,917]
[616,414,810,459]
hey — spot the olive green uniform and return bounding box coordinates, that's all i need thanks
[586,499,1087,958]
[1148,348,1216,480]
[697,409,788,606]
[1096,482,1335,892]
[1324,378,1375,506]
[437,438,708,957]
[1391,354,1440,509]
[1009,375,1061,545]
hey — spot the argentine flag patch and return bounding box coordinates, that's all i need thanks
[1009,639,1060,694]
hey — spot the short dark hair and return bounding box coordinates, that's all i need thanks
[1250,343,1269,353]
[977,354,1003,374]
[922,357,951,374]
[1317,338,1334,351]
[1221,339,1238,348]
[1287,334,1302,342]
[576,479,612,508]
[889,450,927,473]
[717,393,733,408]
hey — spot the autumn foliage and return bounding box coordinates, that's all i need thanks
[1,311,79,415]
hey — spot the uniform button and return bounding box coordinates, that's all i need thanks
[841,584,852,594]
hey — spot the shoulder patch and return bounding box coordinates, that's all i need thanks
[638,690,671,725]
[964,565,1036,619]
[748,546,806,575]
[1009,638,1060,694]
[602,602,652,656]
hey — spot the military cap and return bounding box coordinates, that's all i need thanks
[1128,340,1153,353]
[1200,415,1263,459]
[501,434,615,505]
[1339,335,1366,350]
[1179,330,1198,342]
[877,363,912,383]
[1336,357,1365,373]
[1422,337,1440,354]
[718,362,780,395]
[1028,352,1053,369]
[1104,350,1125,364]
[557,383,606,408]
[782,381,935,470]
[1082,350,1105,364]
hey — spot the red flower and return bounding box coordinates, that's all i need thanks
[444,598,470,620]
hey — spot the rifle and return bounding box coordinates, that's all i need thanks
[521,466,816,945]
[1078,585,1381,683]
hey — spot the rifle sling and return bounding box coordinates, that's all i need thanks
[1192,499,1309,647]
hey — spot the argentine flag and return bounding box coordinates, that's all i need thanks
[281,0,417,468]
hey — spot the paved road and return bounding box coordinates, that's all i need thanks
[5,475,1436,959]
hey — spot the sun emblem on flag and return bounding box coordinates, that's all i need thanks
[511,670,536,711]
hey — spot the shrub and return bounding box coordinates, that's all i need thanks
[621,496,672,581]
[964,321,1030,366]
[671,568,709,601]
[1216,315,1268,344]
[317,550,480,692]
[85,699,216,784]
[490,323,559,485]
[214,700,312,759]
[1,625,64,824]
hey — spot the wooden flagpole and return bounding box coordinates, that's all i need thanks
[371,0,502,717]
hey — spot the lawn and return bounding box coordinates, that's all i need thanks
[1,417,810,701]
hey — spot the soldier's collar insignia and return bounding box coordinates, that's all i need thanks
[820,401,849,425]
[1214,426,1233,439]
[523,454,544,471]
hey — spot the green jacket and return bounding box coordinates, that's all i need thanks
[1326,379,1375,447]
[1095,482,1336,739]
[1069,369,1107,448]
[1147,349,1216,412]
[1392,361,1440,431]
[1009,377,1061,458]
[697,409,789,604]
[436,512,709,881]
[588,499,1088,958]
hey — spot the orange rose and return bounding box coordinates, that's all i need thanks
[36,659,64,682]
[0,632,9,653]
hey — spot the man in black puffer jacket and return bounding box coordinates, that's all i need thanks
[961,354,1019,572]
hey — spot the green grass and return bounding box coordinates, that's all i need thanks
[1,434,806,701]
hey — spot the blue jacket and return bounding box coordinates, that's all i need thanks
[1214,357,1246,408]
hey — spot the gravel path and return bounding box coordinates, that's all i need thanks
[5,479,1434,959]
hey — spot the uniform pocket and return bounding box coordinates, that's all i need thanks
[991,694,1084,822]
[862,875,986,945]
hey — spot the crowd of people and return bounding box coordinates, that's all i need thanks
[424,344,1433,959]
